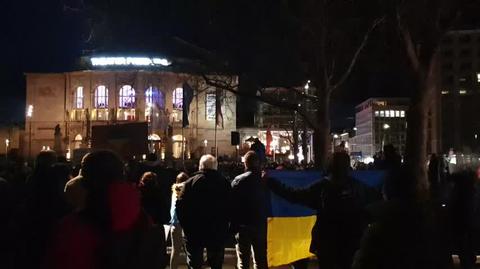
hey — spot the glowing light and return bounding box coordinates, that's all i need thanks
[364,156,374,164]
[288,154,294,160]
[142,154,147,160]
[459,90,467,95]
[91,57,171,67]
[333,134,339,139]
[5,139,9,147]
[203,139,208,146]
[383,123,390,130]
[236,145,239,150]
[26,105,33,118]
[353,127,357,131]
[66,149,71,160]
[441,91,449,95]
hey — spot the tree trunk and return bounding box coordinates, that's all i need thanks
[405,58,438,194]
[313,92,331,169]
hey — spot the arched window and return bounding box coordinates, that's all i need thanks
[145,87,165,109]
[74,86,84,109]
[119,85,136,108]
[74,134,83,149]
[94,85,108,108]
[172,87,183,110]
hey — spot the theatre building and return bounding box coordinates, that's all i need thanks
[24,57,237,161]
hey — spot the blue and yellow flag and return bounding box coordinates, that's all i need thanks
[266,170,385,267]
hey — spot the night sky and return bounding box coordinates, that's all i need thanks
[1,0,479,128]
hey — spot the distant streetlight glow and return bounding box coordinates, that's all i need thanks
[353,127,357,131]
[26,105,33,118]
[333,134,339,139]
[91,57,171,67]
[383,123,390,130]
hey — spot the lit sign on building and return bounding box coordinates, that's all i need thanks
[90,57,171,67]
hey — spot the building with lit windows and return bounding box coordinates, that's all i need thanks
[439,29,480,153]
[350,98,409,159]
[24,57,237,160]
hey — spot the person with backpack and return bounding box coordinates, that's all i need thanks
[44,150,165,269]
[265,152,379,269]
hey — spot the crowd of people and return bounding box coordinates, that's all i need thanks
[0,144,479,269]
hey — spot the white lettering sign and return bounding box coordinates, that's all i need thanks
[91,57,171,67]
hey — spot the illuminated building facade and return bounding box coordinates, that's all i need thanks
[350,98,409,159]
[25,64,237,160]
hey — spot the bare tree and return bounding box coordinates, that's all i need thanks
[176,0,384,168]
[395,0,476,191]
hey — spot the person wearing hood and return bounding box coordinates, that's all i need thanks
[170,172,189,269]
[44,150,164,269]
[176,155,231,269]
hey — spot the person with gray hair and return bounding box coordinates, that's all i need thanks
[176,154,231,269]
[199,154,218,170]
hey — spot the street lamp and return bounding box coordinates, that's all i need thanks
[382,123,390,149]
[26,105,34,160]
[5,139,9,162]
[203,139,208,155]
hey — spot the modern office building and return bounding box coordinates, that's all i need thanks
[350,98,409,159]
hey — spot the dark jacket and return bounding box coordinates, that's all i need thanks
[267,176,379,254]
[352,200,452,269]
[176,169,231,244]
[230,171,268,231]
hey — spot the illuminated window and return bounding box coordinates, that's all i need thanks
[146,87,165,109]
[119,85,136,108]
[375,111,379,117]
[94,85,108,108]
[386,110,390,117]
[206,92,216,120]
[380,111,385,117]
[74,86,84,109]
[441,90,449,95]
[390,110,395,118]
[395,111,400,117]
[477,73,480,83]
[173,87,183,110]
[459,90,467,95]
[400,111,405,118]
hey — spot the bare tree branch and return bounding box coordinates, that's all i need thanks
[330,16,385,92]
[202,75,317,129]
[396,10,421,73]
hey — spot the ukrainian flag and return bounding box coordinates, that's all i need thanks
[266,170,322,267]
[266,170,385,267]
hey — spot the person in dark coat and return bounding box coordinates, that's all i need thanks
[352,168,452,269]
[176,154,231,269]
[250,138,266,165]
[265,152,379,269]
[231,151,268,269]
[138,171,169,267]
[448,170,480,269]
